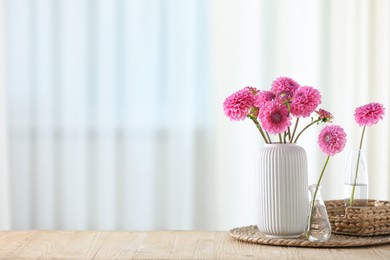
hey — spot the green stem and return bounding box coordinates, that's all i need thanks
[294,119,320,143]
[287,127,291,142]
[350,126,366,207]
[307,155,330,238]
[290,118,300,143]
[266,132,272,143]
[247,115,269,143]
[278,134,282,143]
[286,103,291,142]
[313,155,330,208]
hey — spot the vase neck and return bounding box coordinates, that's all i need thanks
[264,143,298,147]
[308,184,323,201]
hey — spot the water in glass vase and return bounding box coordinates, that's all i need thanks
[306,202,331,242]
[344,149,368,207]
[344,183,368,207]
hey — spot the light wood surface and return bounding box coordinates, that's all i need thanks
[0,230,390,259]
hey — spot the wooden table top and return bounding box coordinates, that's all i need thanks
[1,230,390,259]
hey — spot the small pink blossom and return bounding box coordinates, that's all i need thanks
[247,87,259,95]
[258,100,291,134]
[254,90,276,109]
[290,86,322,118]
[318,125,347,156]
[271,77,300,103]
[223,87,256,121]
[316,108,333,123]
[354,102,385,127]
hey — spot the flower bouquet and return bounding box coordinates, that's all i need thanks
[223,77,387,240]
[223,77,347,239]
[223,77,333,144]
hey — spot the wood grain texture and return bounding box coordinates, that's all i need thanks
[0,230,390,259]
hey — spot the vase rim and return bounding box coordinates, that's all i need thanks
[349,148,364,152]
[264,143,299,146]
[309,184,321,190]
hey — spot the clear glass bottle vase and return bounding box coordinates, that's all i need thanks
[344,149,368,207]
[305,184,331,242]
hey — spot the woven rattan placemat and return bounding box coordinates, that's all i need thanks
[229,225,390,248]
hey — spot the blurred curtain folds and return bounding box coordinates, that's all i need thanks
[0,0,11,230]
[3,0,215,230]
[1,0,390,230]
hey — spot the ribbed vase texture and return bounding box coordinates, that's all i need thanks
[257,144,309,237]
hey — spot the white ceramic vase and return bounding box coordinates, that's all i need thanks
[257,143,309,238]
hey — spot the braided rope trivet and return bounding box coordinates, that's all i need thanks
[229,225,390,248]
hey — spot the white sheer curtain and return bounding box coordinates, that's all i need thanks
[0,0,11,230]
[4,0,215,230]
[2,0,390,230]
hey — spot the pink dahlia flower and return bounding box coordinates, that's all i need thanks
[258,101,291,134]
[271,77,300,103]
[354,102,385,127]
[290,86,322,118]
[254,90,276,109]
[318,125,347,156]
[223,87,256,121]
[316,108,333,123]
